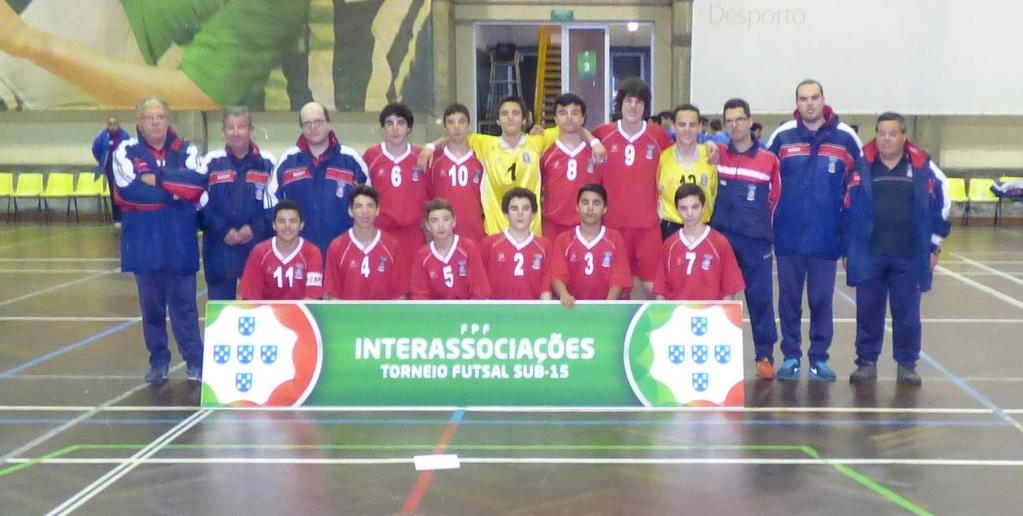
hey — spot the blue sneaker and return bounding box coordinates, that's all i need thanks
[808,360,836,382]
[776,358,801,381]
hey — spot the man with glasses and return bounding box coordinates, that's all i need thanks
[112,98,207,383]
[709,98,782,379]
[267,101,368,256]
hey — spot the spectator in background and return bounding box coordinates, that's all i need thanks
[91,116,129,224]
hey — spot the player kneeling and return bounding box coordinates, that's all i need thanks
[653,184,744,301]
[551,184,632,309]
[411,199,491,300]
[238,200,324,300]
[481,188,552,300]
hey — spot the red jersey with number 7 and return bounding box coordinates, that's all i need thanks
[653,227,745,300]
[238,237,324,300]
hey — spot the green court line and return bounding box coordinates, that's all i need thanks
[0,443,931,515]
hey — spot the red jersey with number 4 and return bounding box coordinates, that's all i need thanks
[428,146,486,243]
[552,226,632,300]
[363,143,428,228]
[481,232,553,299]
[238,238,324,300]
[410,235,491,300]
[324,229,408,300]
[592,121,673,228]
[540,140,601,227]
[653,227,745,301]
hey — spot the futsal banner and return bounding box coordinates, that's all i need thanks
[200,301,745,408]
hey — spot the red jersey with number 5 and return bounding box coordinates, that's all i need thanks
[592,121,673,228]
[238,237,324,300]
[410,235,491,300]
[363,143,429,229]
[428,146,486,243]
[481,232,552,299]
[551,226,632,300]
[324,229,408,300]
[653,227,744,300]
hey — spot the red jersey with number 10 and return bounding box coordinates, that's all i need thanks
[481,231,553,299]
[238,237,324,300]
[324,229,408,300]
[410,235,491,300]
[552,226,632,300]
[363,143,428,228]
[428,146,486,243]
[592,121,673,228]
[653,227,745,300]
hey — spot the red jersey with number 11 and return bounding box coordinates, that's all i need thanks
[238,237,324,300]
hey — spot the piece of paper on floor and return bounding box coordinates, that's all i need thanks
[413,454,461,471]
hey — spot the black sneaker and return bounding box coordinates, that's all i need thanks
[896,365,922,385]
[145,365,169,383]
[849,362,877,384]
[186,364,203,382]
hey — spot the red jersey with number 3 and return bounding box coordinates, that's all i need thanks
[540,140,601,227]
[363,143,428,228]
[653,227,745,300]
[324,229,408,300]
[428,147,486,243]
[552,226,632,300]
[592,121,673,228]
[410,235,491,300]
[238,237,324,300]
[481,232,553,299]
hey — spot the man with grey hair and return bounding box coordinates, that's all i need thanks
[199,107,276,300]
[112,97,208,383]
[844,111,951,385]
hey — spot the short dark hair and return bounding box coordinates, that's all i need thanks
[656,111,674,122]
[577,183,607,204]
[274,199,303,222]
[554,93,587,117]
[795,79,824,98]
[673,103,701,121]
[751,122,763,132]
[709,120,723,131]
[722,98,751,118]
[674,183,706,207]
[348,184,380,209]
[613,78,652,120]
[875,112,906,133]
[425,198,455,218]
[498,96,529,118]
[379,103,414,129]
[501,187,538,213]
[443,103,471,123]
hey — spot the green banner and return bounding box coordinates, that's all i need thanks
[201,301,744,408]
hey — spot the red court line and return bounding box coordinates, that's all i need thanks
[400,410,464,514]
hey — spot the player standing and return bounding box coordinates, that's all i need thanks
[540,93,602,240]
[427,103,486,244]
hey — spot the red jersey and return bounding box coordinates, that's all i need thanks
[540,140,601,227]
[481,231,553,300]
[653,227,745,301]
[324,229,408,300]
[592,121,673,229]
[363,143,429,228]
[552,226,632,300]
[428,146,486,243]
[238,237,324,300]
[410,235,491,300]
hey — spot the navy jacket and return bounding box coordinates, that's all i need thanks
[92,127,131,178]
[709,140,781,241]
[845,140,952,292]
[199,144,276,282]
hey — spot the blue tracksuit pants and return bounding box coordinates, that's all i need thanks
[777,254,836,363]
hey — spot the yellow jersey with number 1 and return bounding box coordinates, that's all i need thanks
[469,133,553,236]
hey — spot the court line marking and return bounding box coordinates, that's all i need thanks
[0,319,140,378]
[933,264,1023,310]
[0,269,120,307]
[0,226,110,252]
[46,409,209,516]
[401,410,464,514]
[951,253,1023,286]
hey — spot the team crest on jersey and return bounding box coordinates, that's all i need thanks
[254,183,265,200]
[377,257,387,272]
[523,153,531,164]
[497,253,506,263]
[412,167,421,181]
[569,253,578,263]
[610,145,619,152]
[747,184,756,202]
[906,168,913,178]
[587,160,595,174]
[828,157,837,174]
[473,172,481,184]
[294,264,305,280]
[458,260,468,276]
[602,251,613,268]
[531,254,543,270]
[646,144,656,159]
[701,254,713,271]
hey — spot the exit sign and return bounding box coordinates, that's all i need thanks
[551,9,574,21]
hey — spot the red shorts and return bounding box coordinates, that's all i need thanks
[382,223,426,266]
[615,225,661,282]
[542,220,574,241]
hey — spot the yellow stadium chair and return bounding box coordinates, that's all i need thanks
[966,177,999,226]
[12,172,44,222]
[0,172,13,221]
[995,176,1023,225]
[100,176,113,221]
[41,172,75,222]
[946,177,968,225]
[72,172,106,222]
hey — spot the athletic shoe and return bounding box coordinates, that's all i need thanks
[808,360,837,382]
[145,365,169,383]
[776,358,801,381]
[896,365,922,385]
[755,358,775,379]
[186,364,203,382]
[849,362,877,384]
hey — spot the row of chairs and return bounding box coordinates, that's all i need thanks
[947,176,1023,226]
[0,172,111,222]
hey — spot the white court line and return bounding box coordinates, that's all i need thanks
[47,409,210,516]
[952,253,1023,286]
[933,264,1023,310]
[0,269,117,274]
[0,269,119,308]
[0,374,142,380]
[0,258,119,262]
[9,457,1023,467]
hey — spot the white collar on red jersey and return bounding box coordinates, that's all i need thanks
[349,228,381,253]
[429,234,460,263]
[554,139,587,157]
[443,146,475,165]
[677,226,710,250]
[380,142,411,162]
[616,120,647,143]
[574,225,606,250]
[272,236,305,264]
[502,229,535,250]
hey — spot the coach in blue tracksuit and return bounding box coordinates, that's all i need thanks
[710,98,782,379]
[199,107,275,300]
[844,112,951,386]
[266,101,367,256]
[92,117,131,222]
[112,98,207,383]
[767,79,864,382]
